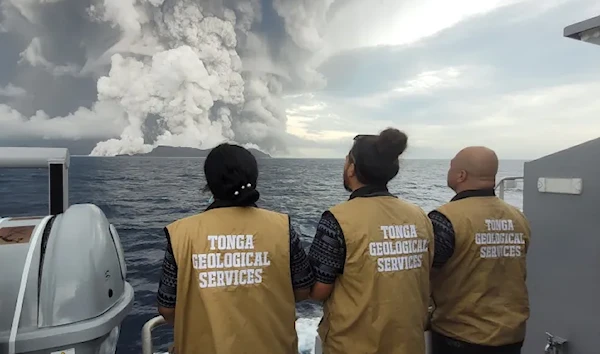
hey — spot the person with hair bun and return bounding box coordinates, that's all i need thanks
[156,143,315,354]
[308,128,435,354]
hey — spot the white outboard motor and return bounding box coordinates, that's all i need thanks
[0,148,134,354]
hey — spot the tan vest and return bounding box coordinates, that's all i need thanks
[319,196,434,354]
[431,196,531,346]
[167,207,298,354]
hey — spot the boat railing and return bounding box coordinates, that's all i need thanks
[142,316,167,354]
[141,315,303,353]
[495,176,523,200]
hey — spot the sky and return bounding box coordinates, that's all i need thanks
[0,0,599,159]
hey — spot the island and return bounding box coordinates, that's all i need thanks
[117,146,271,159]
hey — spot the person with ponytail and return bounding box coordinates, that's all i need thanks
[308,128,435,354]
[156,143,314,354]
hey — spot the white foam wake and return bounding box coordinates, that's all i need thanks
[297,317,321,353]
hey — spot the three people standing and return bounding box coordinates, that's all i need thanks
[156,133,531,354]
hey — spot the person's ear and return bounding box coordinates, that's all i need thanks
[457,169,468,183]
[347,162,356,178]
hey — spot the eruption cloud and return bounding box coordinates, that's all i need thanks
[0,0,333,155]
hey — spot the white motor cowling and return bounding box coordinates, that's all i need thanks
[0,205,134,354]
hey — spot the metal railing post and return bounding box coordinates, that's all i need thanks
[141,316,167,354]
[495,176,523,200]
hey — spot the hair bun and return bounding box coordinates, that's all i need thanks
[234,187,260,206]
[375,128,408,160]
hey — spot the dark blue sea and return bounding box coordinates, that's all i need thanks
[0,157,524,353]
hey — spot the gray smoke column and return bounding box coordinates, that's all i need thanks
[0,0,333,155]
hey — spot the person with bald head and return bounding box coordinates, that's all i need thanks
[428,146,531,354]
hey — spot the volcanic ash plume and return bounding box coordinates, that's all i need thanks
[0,0,333,155]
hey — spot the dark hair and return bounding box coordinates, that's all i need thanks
[349,128,408,186]
[203,143,260,206]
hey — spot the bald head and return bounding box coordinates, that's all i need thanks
[447,146,499,192]
[454,146,499,179]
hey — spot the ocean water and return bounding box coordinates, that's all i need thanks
[0,157,524,353]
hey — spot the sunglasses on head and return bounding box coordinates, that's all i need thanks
[353,134,376,141]
[349,134,376,162]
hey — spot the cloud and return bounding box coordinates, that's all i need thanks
[349,66,494,109]
[0,0,335,156]
[0,83,26,97]
[284,79,600,159]
[19,37,81,77]
[405,81,600,156]
[0,101,126,140]
[309,0,531,69]
[285,94,354,139]
[1,0,600,159]
[288,75,600,158]
[279,0,600,158]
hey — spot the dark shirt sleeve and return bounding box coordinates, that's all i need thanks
[307,211,346,284]
[289,219,316,290]
[157,228,178,308]
[428,210,456,269]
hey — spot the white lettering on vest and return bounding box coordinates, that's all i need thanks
[380,224,418,239]
[195,234,270,288]
[477,219,525,259]
[371,224,428,272]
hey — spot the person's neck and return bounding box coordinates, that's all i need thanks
[454,183,495,195]
[350,182,367,192]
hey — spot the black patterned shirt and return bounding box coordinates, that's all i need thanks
[307,185,395,284]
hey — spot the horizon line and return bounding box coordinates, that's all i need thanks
[72,155,531,161]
